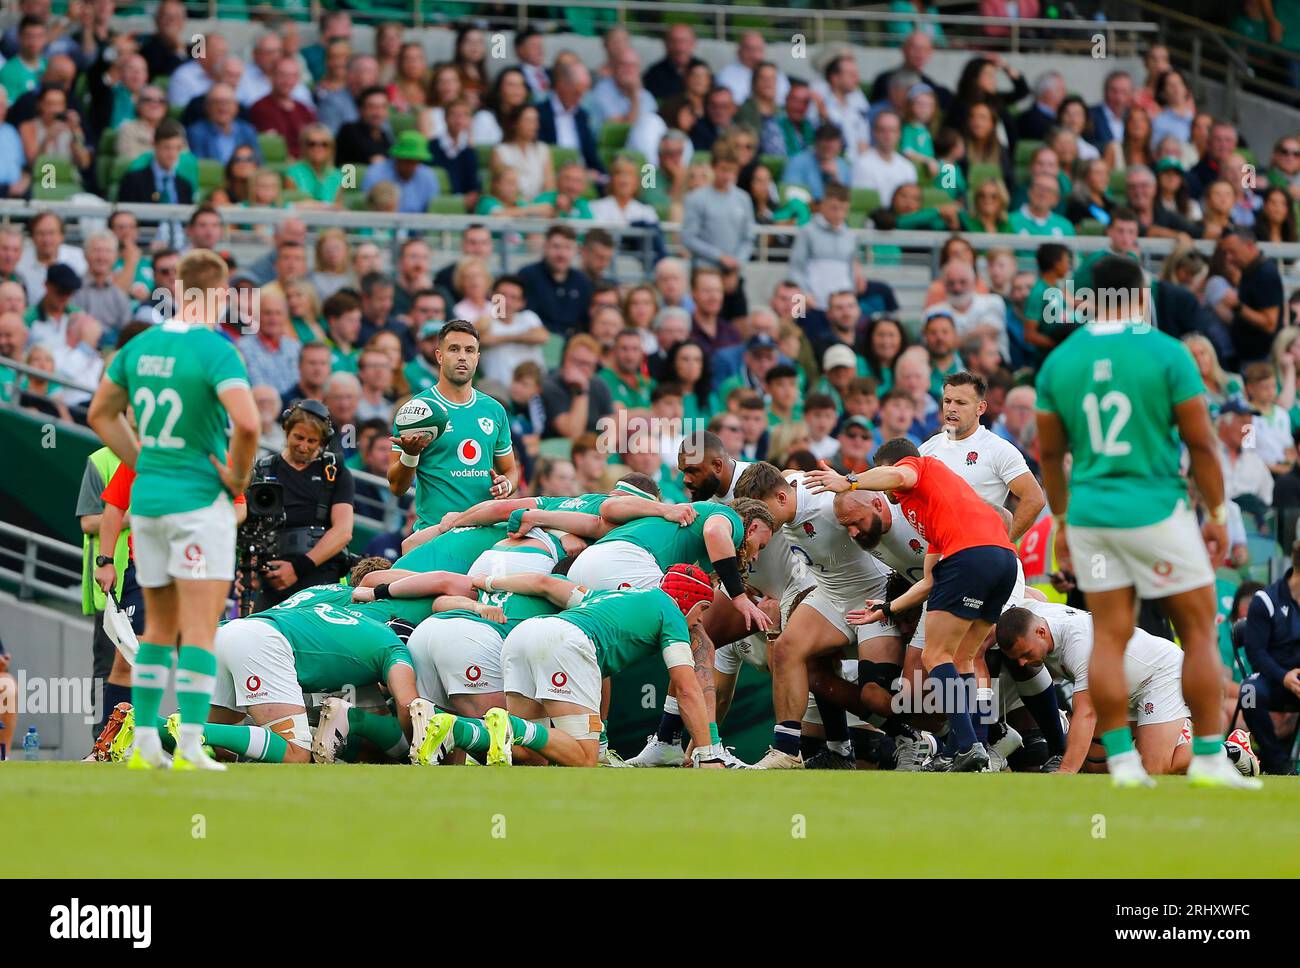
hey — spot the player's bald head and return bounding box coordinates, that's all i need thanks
[835,490,884,548]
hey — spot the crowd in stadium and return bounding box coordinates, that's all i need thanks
[0,2,1296,773]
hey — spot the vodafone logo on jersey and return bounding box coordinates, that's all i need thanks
[245,675,268,700]
[457,438,482,465]
[465,665,482,682]
[549,671,573,696]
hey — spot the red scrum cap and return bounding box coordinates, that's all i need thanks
[660,563,714,615]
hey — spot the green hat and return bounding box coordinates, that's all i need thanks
[391,130,432,163]
[1154,156,1184,175]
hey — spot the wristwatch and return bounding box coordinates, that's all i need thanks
[95,555,113,567]
[845,473,860,491]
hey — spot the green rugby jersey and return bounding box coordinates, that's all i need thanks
[246,603,413,692]
[595,501,742,571]
[437,586,561,634]
[1035,318,1204,528]
[271,583,356,610]
[557,587,691,676]
[396,387,512,529]
[394,524,507,573]
[104,320,250,517]
[534,493,610,515]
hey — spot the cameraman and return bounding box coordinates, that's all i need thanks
[250,400,356,610]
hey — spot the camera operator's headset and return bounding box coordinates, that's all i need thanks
[256,399,340,526]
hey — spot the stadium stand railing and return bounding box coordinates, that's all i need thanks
[0,520,85,607]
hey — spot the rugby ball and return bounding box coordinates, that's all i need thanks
[392,396,450,441]
[1224,728,1261,777]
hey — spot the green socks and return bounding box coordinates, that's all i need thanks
[132,643,174,751]
[174,645,216,754]
[203,722,289,762]
[452,717,491,757]
[347,707,408,759]
[509,714,548,752]
[1100,726,1135,758]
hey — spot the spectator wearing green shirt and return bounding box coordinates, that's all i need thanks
[960,176,1011,232]
[901,83,940,180]
[1230,0,1280,49]
[323,289,362,373]
[1,17,46,104]
[598,328,654,411]
[1023,242,1074,358]
[663,339,720,428]
[768,81,816,158]
[1010,143,1072,216]
[1007,174,1076,237]
[1071,208,1141,294]
[764,363,803,427]
[284,123,345,206]
[532,160,594,221]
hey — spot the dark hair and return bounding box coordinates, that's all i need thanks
[1035,242,1071,274]
[943,370,988,398]
[766,363,798,384]
[1256,186,1298,243]
[995,606,1039,652]
[492,273,526,295]
[651,381,684,404]
[872,436,920,466]
[880,388,915,409]
[860,316,909,383]
[678,429,726,464]
[1109,206,1139,226]
[154,118,185,143]
[618,471,661,500]
[804,392,837,413]
[933,126,962,158]
[116,320,151,349]
[545,223,578,242]
[488,66,528,117]
[187,204,222,227]
[439,318,480,344]
[1092,253,1146,293]
[664,339,713,409]
[359,270,393,295]
[814,122,844,144]
[358,84,388,105]
[19,15,43,32]
[584,228,615,250]
[322,290,360,319]
[738,395,767,413]
[502,100,539,141]
[783,449,820,472]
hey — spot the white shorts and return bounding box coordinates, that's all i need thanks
[502,616,603,712]
[715,635,770,676]
[213,618,306,711]
[468,547,556,580]
[408,616,504,707]
[802,577,895,651]
[1127,636,1190,727]
[1067,503,1213,599]
[132,495,237,587]
[907,602,930,651]
[802,660,868,728]
[566,541,663,590]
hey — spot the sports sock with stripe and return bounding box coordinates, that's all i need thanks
[509,715,549,751]
[655,695,683,744]
[202,722,289,762]
[814,696,852,755]
[451,717,492,757]
[131,643,173,756]
[174,645,216,757]
[1192,733,1226,768]
[346,707,408,759]
[773,720,802,756]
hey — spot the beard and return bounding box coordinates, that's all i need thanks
[688,474,721,501]
[850,517,884,550]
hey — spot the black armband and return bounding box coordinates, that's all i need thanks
[712,556,745,599]
[373,583,393,600]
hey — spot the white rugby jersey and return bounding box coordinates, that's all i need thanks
[1022,600,1179,699]
[871,502,928,586]
[919,425,1029,507]
[785,473,888,596]
[719,459,752,503]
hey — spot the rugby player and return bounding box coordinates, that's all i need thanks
[733,462,901,770]
[205,600,417,763]
[414,566,727,768]
[919,371,1046,541]
[1034,254,1259,789]
[387,320,519,548]
[998,601,1196,775]
[87,249,260,771]
[806,438,1022,772]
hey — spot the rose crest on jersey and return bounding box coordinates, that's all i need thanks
[803,522,817,538]
[965,451,978,465]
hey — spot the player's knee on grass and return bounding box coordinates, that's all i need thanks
[255,711,312,763]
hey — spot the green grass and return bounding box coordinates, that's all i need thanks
[1,764,1297,877]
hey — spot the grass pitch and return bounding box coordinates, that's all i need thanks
[1,763,1296,877]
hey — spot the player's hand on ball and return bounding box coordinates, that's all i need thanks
[664,503,698,527]
[804,460,852,495]
[351,586,375,603]
[392,431,433,456]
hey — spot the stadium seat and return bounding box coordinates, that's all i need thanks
[31,156,82,200]
[920,186,953,209]
[550,145,580,169]
[759,154,785,181]
[197,158,224,193]
[259,132,288,164]
[538,437,573,459]
[427,194,467,214]
[390,111,417,136]
[967,163,1003,189]
[1108,168,1128,197]
[850,187,881,214]
[1078,219,1106,236]
[432,166,450,194]
[1014,139,1044,167]
[598,122,631,152]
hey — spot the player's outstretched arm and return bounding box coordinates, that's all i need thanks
[471,572,585,608]
[373,570,474,602]
[667,662,718,766]
[509,508,607,539]
[1058,688,1096,774]
[87,378,140,468]
[805,459,916,495]
[385,663,418,737]
[444,496,538,532]
[387,432,431,496]
[431,595,505,623]
[599,495,685,527]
